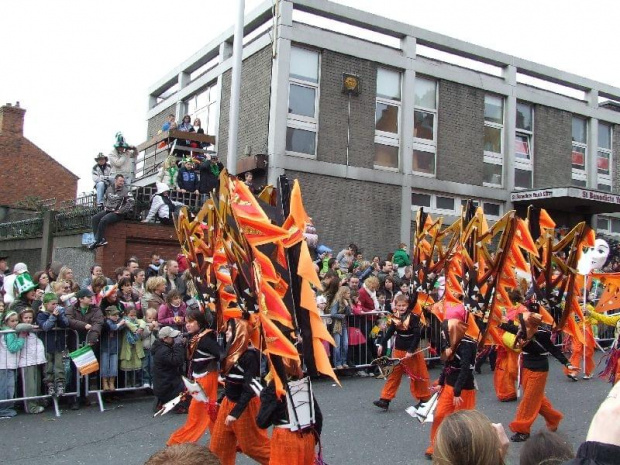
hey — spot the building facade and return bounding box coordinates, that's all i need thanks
[143,0,620,257]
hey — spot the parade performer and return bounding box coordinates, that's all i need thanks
[425,304,477,459]
[167,308,221,445]
[564,302,596,381]
[501,303,576,442]
[493,289,527,402]
[210,317,270,465]
[585,308,620,384]
[257,358,324,465]
[373,293,430,410]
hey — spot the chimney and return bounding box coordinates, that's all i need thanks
[0,102,26,136]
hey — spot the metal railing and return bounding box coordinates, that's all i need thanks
[0,217,44,240]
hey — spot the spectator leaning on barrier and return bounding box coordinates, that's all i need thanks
[66,288,103,346]
[0,310,25,419]
[92,152,112,207]
[9,273,41,317]
[17,308,46,414]
[89,174,135,250]
[199,153,223,198]
[142,183,184,225]
[177,158,200,195]
[37,293,69,396]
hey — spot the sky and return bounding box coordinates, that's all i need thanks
[3,0,620,196]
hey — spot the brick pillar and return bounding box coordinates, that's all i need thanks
[95,222,128,274]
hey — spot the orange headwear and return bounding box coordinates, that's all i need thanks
[441,305,469,361]
[222,318,254,374]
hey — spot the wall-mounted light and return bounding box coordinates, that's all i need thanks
[342,73,361,95]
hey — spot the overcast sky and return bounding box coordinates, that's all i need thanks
[3,0,620,195]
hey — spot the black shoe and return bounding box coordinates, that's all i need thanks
[373,399,390,410]
[567,373,579,382]
[475,366,482,374]
[99,238,108,247]
[88,242,99,251]
[425,453,433,461]
[511,432,530,442]
[46,383,55,396]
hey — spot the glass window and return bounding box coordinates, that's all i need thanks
[597,217,610,231]
[461,199,479,208]
[288,84,316,117]
[572,116,587,143]
[286,127,316,155]
[483,162,502,185]
[572,146,586,169]
[376,103,399,133]
[571,178,587,187]
[598,183,612,192]
[376,68,401,101]
[412,192,431,207]
[412,150,435,175]
[599,122,612,149]
[516,102,532,131]
[598,150,610,175]
[290,47,319,83]
[374,143,399,169]
[484,95,504,124]
[515,168,532,189]
[483,203,501,217]
[515,134,531,160]
[414,111,434,140]
[612,219,620,234]
[414,78,437,109]
[436,196,455,211]
[484,126,502,153]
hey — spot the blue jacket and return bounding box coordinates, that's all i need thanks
[37,308,70,353]
[101,319,122,354]
[177,167,199,192]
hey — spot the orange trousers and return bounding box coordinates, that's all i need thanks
[425,384,476,455]
[510,368,563,434]
[564,332,595,377]
[167,371,219,445]
[493,346,518,401]
[269,428,316,465]
[210,396,270,465]
[380,349,431,402]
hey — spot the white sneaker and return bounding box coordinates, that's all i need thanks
[143,383,151,388]
[582,374,593,380]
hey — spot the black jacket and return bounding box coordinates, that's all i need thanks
[563,442,620,465]
[379,312,421,352]
[224,348,260,419]
[199,160,224,194]
[151,339,185,400]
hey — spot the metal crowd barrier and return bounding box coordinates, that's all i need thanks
[84,328,154,412]
[0,328,81,417]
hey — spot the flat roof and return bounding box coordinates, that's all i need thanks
[511,187,620,214]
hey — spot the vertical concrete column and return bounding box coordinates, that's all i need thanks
[267,0,293,186]
[175,72,190,119]
[399,35,416,247]
[214,41,234,154]
[586,89,599,189]
[503,65,517,211]
[39,210,54,269]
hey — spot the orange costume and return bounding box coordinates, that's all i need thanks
[210,319,270,465]
[501,310,573,442]
[493,345,519,402]
[373,305,430,410]
[167,328,220,445]
[564,314,595,379]
[426,311,477,457]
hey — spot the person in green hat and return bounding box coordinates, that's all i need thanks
[0,310,26,418]
[8,273,40,317]
[108,132,137,185]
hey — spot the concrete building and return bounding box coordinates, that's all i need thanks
[142,0,620,257]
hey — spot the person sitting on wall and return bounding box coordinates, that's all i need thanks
[177,158,200,195]
[89,174,135,250]
[92,153,112,207]
[108,132,137,186]
[199,153,224,199]
[142,183,184,225]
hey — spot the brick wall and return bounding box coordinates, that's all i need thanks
[284,170,401,259]
[95,222,181,274]
[436,81,485,185]
[613,125,620,193]
[316,51,377,167]
[533,105,572,188]
[0,105,78,207]
[218,45,272,164]
[147,104,176,140]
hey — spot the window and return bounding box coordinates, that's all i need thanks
[412,191,503,220]
[597,216,609,231]
[598,122,612,191]
[514,102,533,189]
[375,68,401,169]
[571,116,587,187]
[600,216,620,235]
[412,77,438,176]
[286,47,320,157]
[484,95,504,186]
[186,82,219,136]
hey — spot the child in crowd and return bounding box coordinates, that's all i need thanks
[120,304,146,387]
[141,308,159,388]
[37,293,69,396]
[18,308,46,413]
[0,311,25,418]
[158,290,186,331]
[117,277,142,317]
[101,306,125,391]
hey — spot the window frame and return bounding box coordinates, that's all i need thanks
[374,67,402,171]
[185,82,219,137]
[286,46,321,159]
[412,77,438,177]
[411,190,503,221]
[571,115,588,186]
[597,121,612,190]
[514,102,534,190]
[483,94,505,187]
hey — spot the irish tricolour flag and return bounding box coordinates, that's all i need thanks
[69,345,99,376]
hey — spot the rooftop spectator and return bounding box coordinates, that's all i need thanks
[199,153,223,198]
[108,132,137,185]
[177,158,200,195]
[92,152,112,207]
[89,174,135,250]
[157,154,179,190]
[161,113,175,132]
[178,114,194,133]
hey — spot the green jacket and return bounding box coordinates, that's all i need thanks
[392,249,411,267]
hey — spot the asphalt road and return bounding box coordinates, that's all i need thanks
[1,354,610,465]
